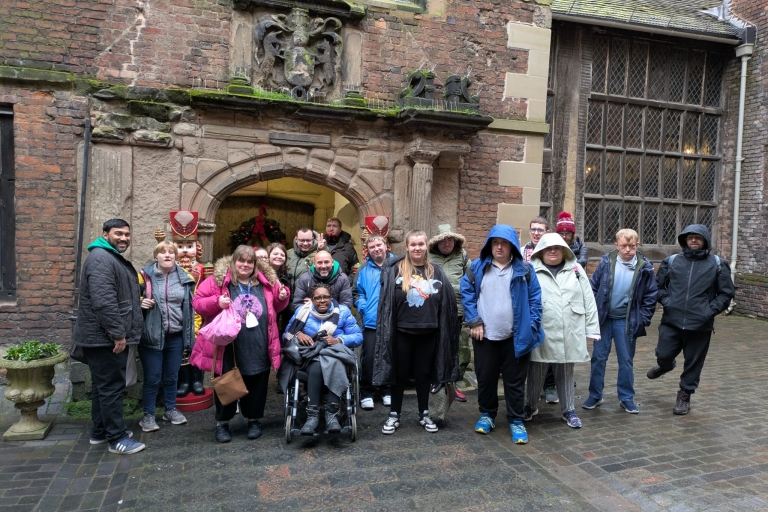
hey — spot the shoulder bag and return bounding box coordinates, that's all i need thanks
[210,344,248,406]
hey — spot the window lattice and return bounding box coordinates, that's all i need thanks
[541,171,550,203]
[585,35,724,246]
[545,95,553,149]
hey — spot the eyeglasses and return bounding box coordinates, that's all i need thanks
[312,295,331,301]
[297,239,314,243]
[529,228,545,234]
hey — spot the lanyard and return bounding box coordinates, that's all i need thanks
[238,280,252,297]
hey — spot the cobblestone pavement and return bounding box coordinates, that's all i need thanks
[1,315,767,511]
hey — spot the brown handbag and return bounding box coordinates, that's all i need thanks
[210,344,248,406]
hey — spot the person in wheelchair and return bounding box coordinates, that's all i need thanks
[281,284,362,435]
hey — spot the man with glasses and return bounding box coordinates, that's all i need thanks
[583,229,658,414]
[286,227,323,316]
[522,217,549,263]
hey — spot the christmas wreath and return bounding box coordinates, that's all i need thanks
[229,204,287,250]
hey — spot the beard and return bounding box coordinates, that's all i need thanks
[177,254,194,271]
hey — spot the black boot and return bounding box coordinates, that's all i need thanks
[215,423,231,443]
[190,367,205,396]
[647,360,676,380]
[176,365,190,398]
[673,389,691,415]
[301,406,319,436]
[325,403,342,433]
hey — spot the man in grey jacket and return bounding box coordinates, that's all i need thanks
[73,219,145,455]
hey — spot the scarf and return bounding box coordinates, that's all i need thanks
[310,260,340,283]
[285,302,340,342]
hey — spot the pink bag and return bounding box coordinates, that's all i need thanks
[199,306,241,346]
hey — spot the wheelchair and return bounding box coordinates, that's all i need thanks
[284,359,360,443]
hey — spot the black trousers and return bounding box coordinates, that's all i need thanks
[390,330,437,415]
[543,365,556,389]
[473,337,529,424]
[83,346,130,444]
[214,371,270,422]
[360,328,390,399]
[306,361,341,405]
[655,323,712,394]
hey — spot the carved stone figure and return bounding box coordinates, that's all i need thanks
[254,8,343,100]
[444,74,480,112]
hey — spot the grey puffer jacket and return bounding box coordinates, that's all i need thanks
[139,263,196,351]
[73,243,143,348]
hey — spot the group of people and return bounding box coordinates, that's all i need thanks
[72,210,734,455]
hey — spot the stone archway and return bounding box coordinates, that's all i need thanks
[180,144,395,261]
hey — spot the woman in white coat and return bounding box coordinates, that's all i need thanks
[524,233,600,429]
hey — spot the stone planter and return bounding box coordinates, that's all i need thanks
[0,350,68,441]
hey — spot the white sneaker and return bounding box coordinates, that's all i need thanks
[382,412,400,434]
[360,397,374,410]
[419,411,438,433]
[382,395,392,406]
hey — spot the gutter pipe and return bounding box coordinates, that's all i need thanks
[73,95,92,312]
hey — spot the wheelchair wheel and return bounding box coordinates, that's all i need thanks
[285,414,292,444]
[350,413,357,442]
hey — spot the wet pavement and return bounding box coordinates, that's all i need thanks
[1,315,767,511]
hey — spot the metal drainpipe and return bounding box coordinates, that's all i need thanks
[727,43,754,313]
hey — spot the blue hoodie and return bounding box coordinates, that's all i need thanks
[460,224,544,358]
[352,253,392,329]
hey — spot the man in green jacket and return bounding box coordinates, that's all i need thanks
[428,224,471,401]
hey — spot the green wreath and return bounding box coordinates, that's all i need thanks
[229,206,287,250]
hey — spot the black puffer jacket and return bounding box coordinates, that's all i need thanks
[656,224,735,331]
[328,230,359,275]
[73,244,143,347]
[372,256,459,387]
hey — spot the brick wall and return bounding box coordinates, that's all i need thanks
[0,86,84,344]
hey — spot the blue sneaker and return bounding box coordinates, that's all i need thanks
[108,436,145,455]
[562,411,582,428]
[582,397,604,410]
[475,413,495,434]
[620,400,639,414]
[510,420,528,444]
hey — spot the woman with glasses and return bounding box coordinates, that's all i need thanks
[282,283,362,435]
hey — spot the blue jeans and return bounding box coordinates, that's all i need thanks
[588,318,636,402]
[139,331,184,413]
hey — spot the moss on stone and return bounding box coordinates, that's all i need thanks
[128,100,173,122]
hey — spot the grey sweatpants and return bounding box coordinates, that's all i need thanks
[526,362,575,415]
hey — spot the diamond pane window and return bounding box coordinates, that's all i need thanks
[608,39,628,96]
[643,203,658,244]
[668,49,687,103]
[584,200,601,242]
[644,156,661,198]
[625,154,641,197]
[687,51,705,105]
[587,100,603,145]
[665,110,681,152]
[606,103,624,147]
[585,36,723,246]
[625,105,643,149]
[605,152,622,196]
[545,94,553,149]
[592,37,609,93]
[604,201,622,243]
[585,150,602,194]
[662,204,678,244]
[646,108,662,151]
[682,159,697,200]
[541,171,550,203]
[664,157,679,199]
[628,42,648,98]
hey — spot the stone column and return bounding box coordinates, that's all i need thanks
[408,150,439,233]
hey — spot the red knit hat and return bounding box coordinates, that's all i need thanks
[556,211,576,234]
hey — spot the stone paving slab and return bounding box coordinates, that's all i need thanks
[0,316,767,511]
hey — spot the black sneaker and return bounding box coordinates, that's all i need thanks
[647,360,676,379]
[247,421,262,439]
[215,424,232,443]
[673,389,690,415]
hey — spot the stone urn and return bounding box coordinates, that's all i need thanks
[0,349,68,441]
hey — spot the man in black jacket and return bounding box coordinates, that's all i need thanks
[647,224,734,415]
[73,219,145,454]
[325,218,359,275]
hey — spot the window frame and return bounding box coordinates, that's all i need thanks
[0,105,16,300]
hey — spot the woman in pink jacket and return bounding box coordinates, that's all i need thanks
[190,245,290,443]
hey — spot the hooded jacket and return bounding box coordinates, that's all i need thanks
[291,260,353,311]
[139,263,196,351]
[460,225,544,358]
[590,249,658,340]
[286,235,319,292]
[372,256,460,387]
[327,230,359,275]
[189,257,289,375]
[73,238,143,348]
[352,253,393,329]
[570,236,588,268]
[428,224,471,318]
[656,224,734,331]
[530,233,600,363]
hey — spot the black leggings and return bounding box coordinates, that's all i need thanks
[390,330,437,415]
[214,371,270,422]
[306,361,341,406]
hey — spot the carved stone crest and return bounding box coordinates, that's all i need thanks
[254,8,343,100]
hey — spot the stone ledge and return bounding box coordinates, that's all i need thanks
[486,118,550,134]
